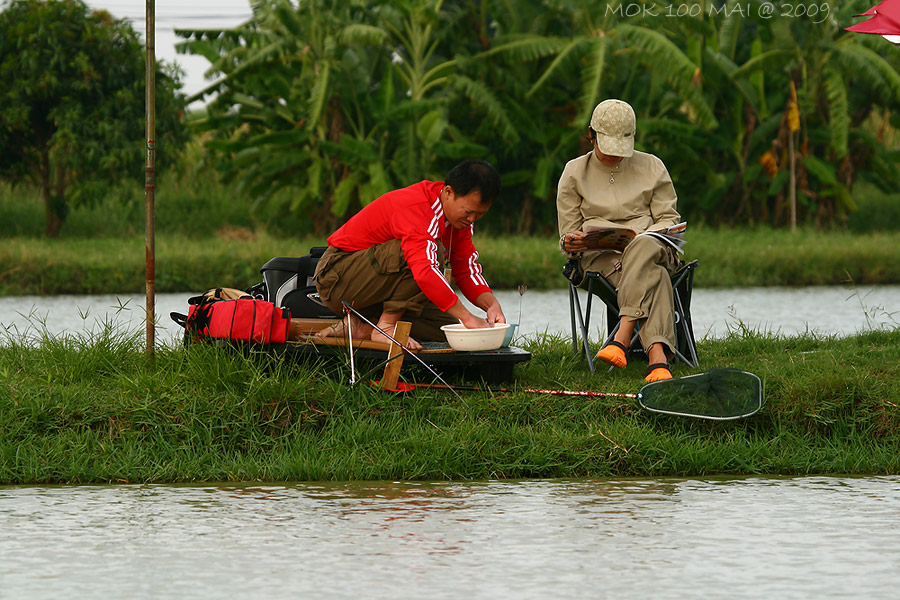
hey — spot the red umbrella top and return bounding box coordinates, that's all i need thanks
[854,0,900,17]
[846,0,900,40]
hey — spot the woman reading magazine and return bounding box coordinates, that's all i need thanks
[557,99,684,383]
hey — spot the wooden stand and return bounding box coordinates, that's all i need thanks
[379,321,411,391]
[287,317,417,388]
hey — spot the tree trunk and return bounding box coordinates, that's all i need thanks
[39,147,63,238]
[518,194,533,235]
[788,129,796,233]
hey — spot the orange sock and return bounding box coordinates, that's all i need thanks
[596,340,627,369]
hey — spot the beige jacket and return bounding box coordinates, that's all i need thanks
[557,150,681,257]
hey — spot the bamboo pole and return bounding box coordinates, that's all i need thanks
[788,80,800,233]
[145,0,156,355]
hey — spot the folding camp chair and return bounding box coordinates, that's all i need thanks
[567,259,699,371]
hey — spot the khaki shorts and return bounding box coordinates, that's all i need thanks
[314,240,457,341]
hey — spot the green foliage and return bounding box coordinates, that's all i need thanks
[174,0,899,234]
[848,182,900,233]
[0,0,189,237]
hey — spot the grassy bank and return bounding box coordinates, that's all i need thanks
[2,227,900,296]
[2,325,899,484]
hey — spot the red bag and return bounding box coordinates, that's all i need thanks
[185,298,290,344]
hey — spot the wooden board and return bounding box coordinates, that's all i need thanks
[289,317,341,339]
[287,335,456,354]
[283,341,532,384]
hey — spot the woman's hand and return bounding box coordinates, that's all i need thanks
[563,231,588,253]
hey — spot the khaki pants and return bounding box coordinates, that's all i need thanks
[314,240,457,341]
[580,235,678,357]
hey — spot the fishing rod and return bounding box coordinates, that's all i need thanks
[379,369,765,421]
[378,380,637,398]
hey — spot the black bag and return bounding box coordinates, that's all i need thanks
[259,247,336,319]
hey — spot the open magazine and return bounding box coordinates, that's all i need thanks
[582,221,687,254]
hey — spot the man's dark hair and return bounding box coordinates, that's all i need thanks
[445,160,501,204]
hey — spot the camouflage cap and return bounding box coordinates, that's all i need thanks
[590,99,636,158]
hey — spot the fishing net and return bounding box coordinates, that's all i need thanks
[637,368,763,420]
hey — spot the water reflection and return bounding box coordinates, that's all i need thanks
[3,477,898,599]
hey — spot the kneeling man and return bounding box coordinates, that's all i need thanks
[314,160,506,350]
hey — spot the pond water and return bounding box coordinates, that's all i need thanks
[2,476,899,599]
[0,285,898,346]
[3,291,898,598]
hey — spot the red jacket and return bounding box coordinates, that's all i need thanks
[327,180,492,312]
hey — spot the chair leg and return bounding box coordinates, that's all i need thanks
[569,283,595,372]
[672,290,698,368]
[683,318,699,366]
[568,283,578,356]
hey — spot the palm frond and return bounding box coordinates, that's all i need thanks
[271,0,303,37]
[832,41,900,103]
[307,61,330,130]
[801,155,838,185]
[419,59,458,96]
[617,24,717,129]
[747,112,784,154]
[416,109,449,147]
[478,34,570,62]
[245,128,310,148]
[391,122,421,185]
[851,128,900,189]
[716,9,742,59]
[767,18,797,52]
[175,37,230,64]
[733,49,794,78]
[823,66,849,158]
[339,23,390,46]
[526,37,591,98]
[702,46,760,113]
[453,76,520,143]
[576,37,609,123]
[318,136,377,164]
[382,97,447,122]
[331,173,359,217]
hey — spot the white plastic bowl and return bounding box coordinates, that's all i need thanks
[441,322,510,351]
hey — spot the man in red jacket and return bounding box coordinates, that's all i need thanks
[314,160,507,350]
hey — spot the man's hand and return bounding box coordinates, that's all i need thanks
[474,292,506,327]
[459,312,491,329]
[447,294,506,329]
[483,302,506,326]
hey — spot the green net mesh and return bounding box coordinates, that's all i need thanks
[638,368,763,420]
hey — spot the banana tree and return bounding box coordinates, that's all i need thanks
[729,0,900,227]
[178,0,398,233]
[464,0,718,231]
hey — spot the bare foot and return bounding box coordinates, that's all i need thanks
[372,321,422,351]
[316,315,372,341]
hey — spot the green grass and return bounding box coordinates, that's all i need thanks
[3,176,900,295]
[2,320,899,484]
[2,227,900,296]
